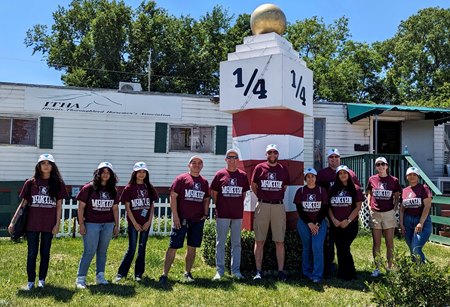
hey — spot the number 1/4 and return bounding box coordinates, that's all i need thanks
[233,68,267,99]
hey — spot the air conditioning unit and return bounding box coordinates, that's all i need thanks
[119,82,142,92]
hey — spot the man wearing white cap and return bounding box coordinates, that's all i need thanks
[211,149,250,280]
[251,144,290,281]
[316,148,361,276]
[159,155,210,285]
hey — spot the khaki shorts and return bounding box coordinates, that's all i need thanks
[370,209,397,230]
[254,201,286,242]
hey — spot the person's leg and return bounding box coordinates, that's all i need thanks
[275,242,285,272]
[162,223,188,277]
[271,204,286,272]
[38,232,53,282]
[26,231,39,283]
[411,217,432,263]
[253,202,270,272]
[230,219,243,275]
[163,248,177,276]
[297,219,313,279]
[185,220,205,274]
[403,214,416,256]
[323,217,336,273]
[117,225,138,277]
[215,218,230,276]
[77,223,100,278]
[95,223,114,275]
[371,228,383,268]
[383,228,395,269]
[335,222,358,280]
[135,228,150,278]
[185,246,196,273]
[311,220,327,281]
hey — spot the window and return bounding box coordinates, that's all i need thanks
[0,117,37,146]
[170,126,213,153]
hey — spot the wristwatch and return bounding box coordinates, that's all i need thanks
[347,218,352,223]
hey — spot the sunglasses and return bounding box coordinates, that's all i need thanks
[226,156,238,160]
[329,155,339,159]
[376,162,387,167]
[267,151,279,155]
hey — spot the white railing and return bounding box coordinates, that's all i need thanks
[57,198,216,238]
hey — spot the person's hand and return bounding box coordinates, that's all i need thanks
[415,223,423,234]
[52,224,60,235]
[8,223,14,235]
[400,225,406,236]
[142,220,151,231]
[173,216,181,229]
[133,222,143,232]
[113,225,119,237]
[332,217,341,228]
[79,223,86,236]
[341,219,350,229]
[308,223,319,236]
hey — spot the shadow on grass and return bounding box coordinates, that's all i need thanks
[88,283,136,297]
[17,284,76,302]
[140,276,173,291]
[176,277,236,290]
[321,270,371,291]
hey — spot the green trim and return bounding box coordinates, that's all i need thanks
[215,126,227,155]
[39,117,54,149]
[154,122,168,153]
[430,234,450,245]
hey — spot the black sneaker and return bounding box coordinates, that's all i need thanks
[183,272,194,282]
[158,275,168,285]
[278,271,287,281]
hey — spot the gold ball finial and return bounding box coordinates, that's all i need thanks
[250,3,286,35]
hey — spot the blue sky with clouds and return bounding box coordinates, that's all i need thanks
[0,0,448,86]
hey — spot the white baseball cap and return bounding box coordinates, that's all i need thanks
[38,153,55,163]
[133,161,149,172]
[189,155,203,164]
[327,148,340,157]
[375,157,388,165]
[304,168,317,176]
[97,161,114,171]
[225,148,239,157]
[266,144,278,153]
[336,165,350,174]
[406,167,420,176]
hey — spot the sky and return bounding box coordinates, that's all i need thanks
[0,0,449,87]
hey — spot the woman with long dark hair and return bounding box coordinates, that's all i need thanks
[115,162,158,282]
[75,162,119,289]
[328,165,363,280]
[8,154,68,290]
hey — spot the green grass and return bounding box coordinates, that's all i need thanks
[0,233,448,307]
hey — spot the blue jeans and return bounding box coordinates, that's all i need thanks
[297,219,327,281]
[26,231,53,282]
[215,218,242,275]
[77,222,114,277]
[117,225,150,278]
[403,214,432,262]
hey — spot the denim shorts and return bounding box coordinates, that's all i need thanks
[169,219,205,249]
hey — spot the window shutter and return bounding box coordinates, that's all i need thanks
[154,122,168,153]
[39,117,54,149]
[215,125,227,155]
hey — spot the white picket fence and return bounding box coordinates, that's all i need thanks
[57,198,216,238]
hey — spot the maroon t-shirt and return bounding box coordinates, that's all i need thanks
[329,185,364,221]
[210,168,250,219]
[401,184,432,217]
[20,178,68,233]
[294,185,328,223]
[366,174,401,212]
[120,183,159,225]
[77,183,119,223]
[251,162,289,201]
[317,167,361,190]
[170,173,210,222]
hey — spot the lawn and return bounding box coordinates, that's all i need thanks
[0,232,448,307]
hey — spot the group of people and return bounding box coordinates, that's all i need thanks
[8,144,433,290]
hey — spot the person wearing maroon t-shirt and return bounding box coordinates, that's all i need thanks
[211,149,250,281]
[366,157,401,277]
[328,165,363,280]
[76,162,120,289]
[316,148,361,276]
[9,154,68,291]
[159,155,210,285]
[294,168,328,283]
[400,167,432,263]
[251,144,290,281]
[115,162,158,282]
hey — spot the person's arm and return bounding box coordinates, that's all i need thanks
[366,189,372,210]
[52,199,62,235]
[125,201,142,232]
[211,189,218,204]
[170,191,180,229]
[328,207,341,228]
[8,199,28,234]
[251,182,258,195]
[202,196,210,220]
[113,203,119,237]
[341,200,362,228]
[143,202,154,232]
[415,197,432,233]
[393,192,400,211]
[78,201,87,235]
[399,204,406,235]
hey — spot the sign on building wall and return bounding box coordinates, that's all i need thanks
[24,88,182,119]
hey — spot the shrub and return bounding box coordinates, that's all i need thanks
[368,253,450,306]
[202,220,302,273]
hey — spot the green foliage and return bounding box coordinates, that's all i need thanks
[368,252,450,306]
[202,220,302,273]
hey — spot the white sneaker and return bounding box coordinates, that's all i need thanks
[38,280,45,288]
[96,272,109,285]
[371,268,381,277]
[76,276,86,289]
[114,275,123,283]
[212,272,222,280]
[24,282,34,291]
[233,272,244,280]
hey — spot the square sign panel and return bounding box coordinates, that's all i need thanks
[220,54,313,116]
